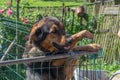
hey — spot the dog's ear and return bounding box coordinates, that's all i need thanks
[33,25,49,46]
[38,25,49,41]
[29,28,40,44]
[35,28,43,39]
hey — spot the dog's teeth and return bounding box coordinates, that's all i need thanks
[64,46,70,50]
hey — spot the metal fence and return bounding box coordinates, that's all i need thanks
[0,0,119,80]
[0,16,104,80]
[0,50,104,80]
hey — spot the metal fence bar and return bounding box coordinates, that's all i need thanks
[1,37,25,49]
[1,38,16,61]
[0,51,98,67]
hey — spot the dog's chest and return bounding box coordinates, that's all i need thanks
[27,61,65,80]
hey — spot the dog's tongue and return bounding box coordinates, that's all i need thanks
[64,46,70,50]
[52,42,70,50]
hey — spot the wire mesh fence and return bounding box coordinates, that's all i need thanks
[0,16,105,80]
[0,50,104,80]
[0,0,119,80]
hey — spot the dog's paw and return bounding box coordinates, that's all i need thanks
[87,44,102,51]
[73,43,102,52]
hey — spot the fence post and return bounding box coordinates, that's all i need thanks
[16,0,20,20]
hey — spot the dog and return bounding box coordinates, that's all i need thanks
[23,16,102,80]
[23,16,72,80]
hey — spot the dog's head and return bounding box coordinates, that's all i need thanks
[29,17,68,52]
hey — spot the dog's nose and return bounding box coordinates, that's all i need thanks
[67,38,73,44]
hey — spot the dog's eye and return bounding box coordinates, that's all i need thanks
[36,28,41,35]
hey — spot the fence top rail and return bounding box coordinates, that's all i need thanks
[12,4,80,9]
[0,51,98,67]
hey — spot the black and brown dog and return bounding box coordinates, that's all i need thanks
[23,17,71,80]
[23,17,101,80]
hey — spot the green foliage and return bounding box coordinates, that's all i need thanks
[0,0,120,79]
[0,0,83,7]
[64,12,97,34]
[102,63,120,77]
[103,64,120,72]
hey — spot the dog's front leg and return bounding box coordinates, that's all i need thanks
[68,30,94,50]
[64,59,78,80]
[72,43,102,52]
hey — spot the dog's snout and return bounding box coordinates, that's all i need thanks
[67,38,73,44]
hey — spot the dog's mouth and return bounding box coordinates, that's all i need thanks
[52,38,73,51]
[64,46,71,50]
[53,42,71,51]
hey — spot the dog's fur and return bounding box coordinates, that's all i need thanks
[23,17,102,80]
[23,17,70,80]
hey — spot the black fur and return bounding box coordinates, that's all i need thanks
[34,24,50,47]
[27,61,65,80]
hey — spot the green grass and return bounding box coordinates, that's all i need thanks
[0,0,84,8]
[28,1,82,7]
